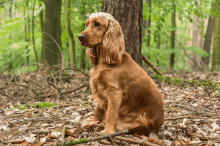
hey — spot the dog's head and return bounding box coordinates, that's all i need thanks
[78,12,125,65]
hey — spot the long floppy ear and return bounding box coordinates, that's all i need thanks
[101,20,125,65]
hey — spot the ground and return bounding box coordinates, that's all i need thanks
[0,68,220,145]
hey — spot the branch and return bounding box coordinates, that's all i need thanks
[114,136,160,146]
[54,130,129,146]
[10,83,40,97]
[0,92,17,102]
[142,55,164,76]
[48,82,63,99]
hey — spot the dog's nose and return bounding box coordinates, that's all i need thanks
[78,34,86,41]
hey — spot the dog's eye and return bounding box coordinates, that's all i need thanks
[94,22,100,27]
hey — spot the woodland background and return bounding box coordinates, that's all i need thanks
[0,0,219,73]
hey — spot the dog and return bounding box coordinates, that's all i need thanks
[78,12,164,136]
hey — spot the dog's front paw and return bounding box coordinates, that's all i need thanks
[101,127,116,134]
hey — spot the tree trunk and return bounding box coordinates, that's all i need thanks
[65,0,75,66]
[146,0,151,48]
[212,3,220,67]
[190,14,199,69]
[24,0,29,64]
[39,0,44,60]
[41,0,62,66]
[80,1,86,69]
[103,0,143,65]
[170,0,176,69]
[202,7,215,67]
[157,32,160,66]
[32,0,38,67]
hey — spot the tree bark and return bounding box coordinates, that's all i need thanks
[65,0,75,66]
[202,7,215,67]
[80,1,86,69]
[39,0,44,61]
[146,0,151,48]
[157,32,160,66]
[24,0,29,64]
[32,0,38,67]
[41,0,62,66]
[103,0,143,65]
[170,0,176,69]
[212,3,220,67]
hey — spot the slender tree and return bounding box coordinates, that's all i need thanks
[40,0,62,66]
[146,0,151,48]
[65,0,75,66]
[32,0,38,67]
[39,0,44,56]
[202,4,215,68]
[80,1,86,69]
[170,0,176,69]
[24,0,29,64]
[103,0,143,65]
[212,2,220,67]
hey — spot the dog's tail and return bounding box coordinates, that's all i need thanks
[128,113,159,136]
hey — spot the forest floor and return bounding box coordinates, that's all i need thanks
[0,67,220,146]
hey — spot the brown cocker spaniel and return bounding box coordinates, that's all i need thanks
[78,12,164,136]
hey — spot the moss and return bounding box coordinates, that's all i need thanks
[200,79,213,86]
[173,78,184,85]
[165,76,172,85]
[77,138,88,143]
[34,102,56,108]
[13,104,28,110]
[154,74,164,81]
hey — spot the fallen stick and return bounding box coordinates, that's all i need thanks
[142,55,163,76]
[165,115,220,120]
[0,92,17,102]
[114,136,160,146]
[165,115,191,120]
[48,82,63,99]
[54,130,129,146]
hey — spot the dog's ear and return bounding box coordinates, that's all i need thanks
[101,20,125,65]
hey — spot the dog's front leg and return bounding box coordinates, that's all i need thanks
[104,89,122,134]
[92,105,105,122]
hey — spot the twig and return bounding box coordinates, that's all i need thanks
[165,115,220,120]
[54,130,129,146]
[165,115,191,120]
[10,83,40,97]
[48,82,63,99]
[61,125,66,141]
[178,42,202,69]
[190,95,215,115]
[142,55,164,76]
[63,84,89,95]
[0,92,17,102]
[68,67,90,77]
[114,136,160,146]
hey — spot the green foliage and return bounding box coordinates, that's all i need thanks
[13,104,28,110]
[11,102,56,110]
[34,102,56,108]
[154,74,216,87]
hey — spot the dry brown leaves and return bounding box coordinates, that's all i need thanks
[0,69,220,145]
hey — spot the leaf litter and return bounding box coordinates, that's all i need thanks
[0,68,220,145]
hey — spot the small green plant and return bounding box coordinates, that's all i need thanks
[13,104,28,110]
[34,102,56,108]
[154,74,164,81]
